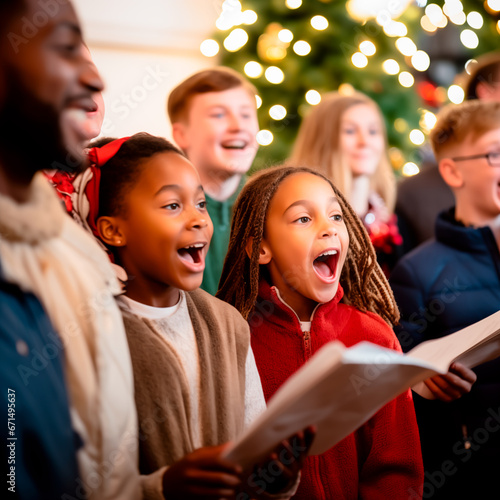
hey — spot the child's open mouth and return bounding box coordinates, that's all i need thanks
[178,243,205,267]
[313,249,339,283]
[221,140,248,150]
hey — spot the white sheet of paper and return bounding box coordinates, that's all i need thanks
[223,341,439,469]
[224,309,500,469]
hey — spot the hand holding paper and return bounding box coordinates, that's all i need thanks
[420,362,477,402]
[238,426,316,498]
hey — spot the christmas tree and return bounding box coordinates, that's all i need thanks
[204,0,500,174]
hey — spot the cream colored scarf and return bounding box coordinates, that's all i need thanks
[0,173,140,499]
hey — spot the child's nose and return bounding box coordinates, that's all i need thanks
[357,130,368,145]
[320,219,338,238]
[187,209,208,229]
[227,112,242,130]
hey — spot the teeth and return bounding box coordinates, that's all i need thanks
[222,140,246,149]
[319,250,337,257]
[186,244,204,249]
[64,108,87,124]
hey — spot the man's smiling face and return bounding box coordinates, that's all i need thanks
[0,0,104,178]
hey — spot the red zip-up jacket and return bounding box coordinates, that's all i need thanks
[249,280,424,500]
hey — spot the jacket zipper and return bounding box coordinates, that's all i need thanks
[271,286,318,360]
[303,330,312,359]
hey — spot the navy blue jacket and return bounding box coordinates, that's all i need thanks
[390,209,500,498]
[0,263,80,499]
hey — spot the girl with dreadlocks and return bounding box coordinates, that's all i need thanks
[217,165,424,499]
[288,91,403,277]
[68,134,314,500]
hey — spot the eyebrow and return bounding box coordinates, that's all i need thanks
[56,22,82,36]
[342,119,380,126]
[283,196,339,214]
[482,140,500,148]
[154,184,204,196]
[207,104,253,110]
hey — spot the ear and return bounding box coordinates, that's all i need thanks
[475,81,492,101]
[438,158,464,189]
[246,236,272,264]
[96,216,127,247]
[172,122,189,151]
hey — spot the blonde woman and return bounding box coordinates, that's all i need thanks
[289,91,402,275]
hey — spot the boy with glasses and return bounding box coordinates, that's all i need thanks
[390,99,500,499]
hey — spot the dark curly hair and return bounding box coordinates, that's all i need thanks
[95,132,185,219]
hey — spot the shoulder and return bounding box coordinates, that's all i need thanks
[391,239,449,283]
[187,289,250,356]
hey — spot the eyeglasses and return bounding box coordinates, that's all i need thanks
[451,152,500,167]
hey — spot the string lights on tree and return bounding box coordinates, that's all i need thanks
[201,0,500,175]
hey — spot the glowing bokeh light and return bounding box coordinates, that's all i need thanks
[242,10,258,25]
[402,162,420,176]
[286,0,302,9]
[265,66,285,84]
[450,11,466,25]
[360,40,376,56]
[448,85,465,103]
[256,130,274,145]
[278,29,294,43]
[223,28,249,52]
[460,29,479,49]
[244,61,263,78]
[352,52,368,68]
[293,40,312,56]
[383,59,400,75]
[409,129,425,145]
[467,11,483,29]
[420,110,437,131]
[421,15,438,32]
[311,15,329,30]
[395,37,417,56]
[486,0,500,12]
[305,89,322,105]
[200,39,219,57]
[399,71,415,87]
[269,104,287,120]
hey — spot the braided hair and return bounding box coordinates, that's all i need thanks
[216,165,399,326]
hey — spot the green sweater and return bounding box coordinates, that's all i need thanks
[201,177,246,295]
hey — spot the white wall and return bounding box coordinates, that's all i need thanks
[72,0,222,140]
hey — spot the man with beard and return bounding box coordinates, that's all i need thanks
[0,1,141,498]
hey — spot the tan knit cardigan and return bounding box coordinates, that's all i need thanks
[121,288,249,474]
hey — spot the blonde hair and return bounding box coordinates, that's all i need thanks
[167,66,257,124]
[430,100,500,160]
[217,165,399,326]
[289,91,396,213]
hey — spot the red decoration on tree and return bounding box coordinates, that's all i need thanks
[416,81,439,108]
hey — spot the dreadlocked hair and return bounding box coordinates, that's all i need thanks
[216,165,400,327]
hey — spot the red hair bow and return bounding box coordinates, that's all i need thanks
[85,137,130,238]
